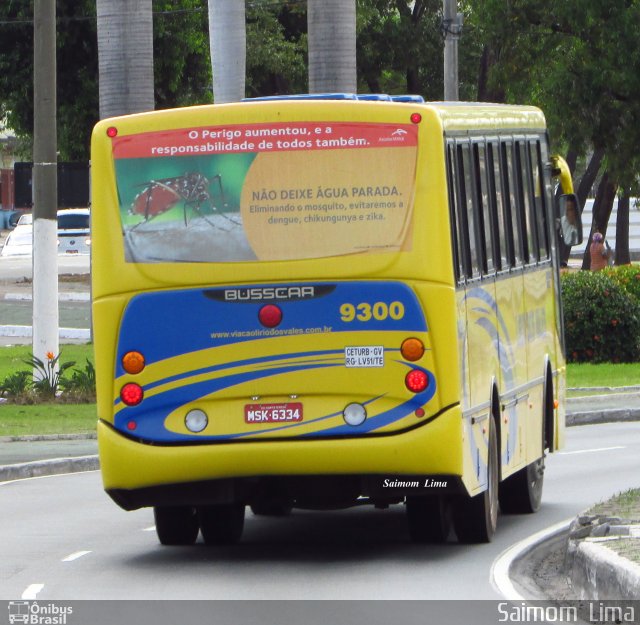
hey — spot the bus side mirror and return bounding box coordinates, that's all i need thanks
[557,194,583,246]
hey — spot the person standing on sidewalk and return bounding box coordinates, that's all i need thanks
[590,231,610,271]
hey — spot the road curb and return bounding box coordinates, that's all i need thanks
[0,455,99,483]
[567,409,640,426]
[569,540,640,599]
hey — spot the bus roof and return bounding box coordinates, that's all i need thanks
[242,94,546,133]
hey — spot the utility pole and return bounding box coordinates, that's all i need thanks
[443,0,463,101]
[32,1,59,371]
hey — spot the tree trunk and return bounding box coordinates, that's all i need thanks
[581,172,616,270]
[308,0,357,93]
[208,0,246,103]
[615,192,631,265]
[576,147,605,208]
[96,0,154,119]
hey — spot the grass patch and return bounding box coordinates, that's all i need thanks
[0,402,97,436]
[567,362,640,389]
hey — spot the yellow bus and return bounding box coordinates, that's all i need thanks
[91,95,579,546]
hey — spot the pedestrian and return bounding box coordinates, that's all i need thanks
[589,231,610,271]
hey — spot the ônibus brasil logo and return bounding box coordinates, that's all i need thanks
[8,602,73,625]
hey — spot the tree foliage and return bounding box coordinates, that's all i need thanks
[0,0,213,160]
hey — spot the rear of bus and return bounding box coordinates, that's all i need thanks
[91,97,464,543]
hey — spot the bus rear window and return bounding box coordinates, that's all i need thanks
[112,121,418,263]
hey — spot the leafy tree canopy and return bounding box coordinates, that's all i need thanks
[0,0,213,160]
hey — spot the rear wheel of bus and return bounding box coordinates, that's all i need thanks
[453,416,499,543]
[198,503,245,545]
[154,506,199,545]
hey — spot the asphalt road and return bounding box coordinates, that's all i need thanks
[0,422,637,602]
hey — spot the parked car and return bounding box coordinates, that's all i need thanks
[0,225,32,257]
[57,209,90,255]
[16,213,33,227]
[0,209,90,257]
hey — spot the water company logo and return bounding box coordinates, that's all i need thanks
[8,602,73,625]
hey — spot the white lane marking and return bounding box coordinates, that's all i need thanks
[22,583,44,599]
[559,445,625,456]
[142,526,156,532]
[491,518,572,600]
[61,550,92,562]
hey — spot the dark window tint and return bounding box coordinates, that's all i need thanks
[58,214,90,230]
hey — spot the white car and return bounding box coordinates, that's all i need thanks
[0,209,90,257]
[57,209,90,255]
[0,226,33,257]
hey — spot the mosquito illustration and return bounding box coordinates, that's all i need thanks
[130,172,227,226]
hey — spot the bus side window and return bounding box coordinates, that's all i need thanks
[488,141,511,269]
[501,141,525,267]
[516,140,539,263]
[474,141,498,273]
[529,140,549,260]
[446,142,465,282]
[457,141,480,279]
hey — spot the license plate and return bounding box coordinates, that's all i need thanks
[245,402,303,424]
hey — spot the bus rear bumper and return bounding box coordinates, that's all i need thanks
[98,405,464,510]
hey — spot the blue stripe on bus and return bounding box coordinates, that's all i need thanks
[115,281,428,374]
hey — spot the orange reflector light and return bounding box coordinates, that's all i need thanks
[401,338,425,361]
[121,383,143,406]
[107,126,118,137]
[405,369,428,393]
[410,113,422,124]
[415,407,425,418]
[122,351,145,374]
[258,304,283,328]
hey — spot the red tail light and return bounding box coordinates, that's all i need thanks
[405,369,428,393]
[121,383,143,406]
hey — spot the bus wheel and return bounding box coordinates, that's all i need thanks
[406,496,451,543]
[499,457,544,514]
[153,506,199,546]
[453,418,499,543]
[198,503,245,545]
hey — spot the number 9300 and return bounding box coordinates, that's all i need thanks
[340,301,405,322]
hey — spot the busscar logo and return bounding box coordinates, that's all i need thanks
[224,286,316,302]
[8,602,73,625]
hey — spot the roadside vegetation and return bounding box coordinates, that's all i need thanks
[561,266,640,364]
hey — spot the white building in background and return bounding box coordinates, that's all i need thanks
[570,198,640,259]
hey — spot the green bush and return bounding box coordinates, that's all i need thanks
[561,271,640,363]
[603,264,640,302]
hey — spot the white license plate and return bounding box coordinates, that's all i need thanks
[245,402,303,424]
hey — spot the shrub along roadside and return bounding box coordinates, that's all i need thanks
[0,349,96,403]
[561,270,640,363]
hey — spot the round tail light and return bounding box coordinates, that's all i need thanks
[405,369,428,393]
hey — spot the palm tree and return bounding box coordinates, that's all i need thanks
[208,0,246,103]
[96,0,154,119]
[307,0,357,93]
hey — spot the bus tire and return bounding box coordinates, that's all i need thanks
[453,417,499,543]
[406,495,451,543]
[499,457,544,514]
[198,503,245,545]
[154,506,199,546]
